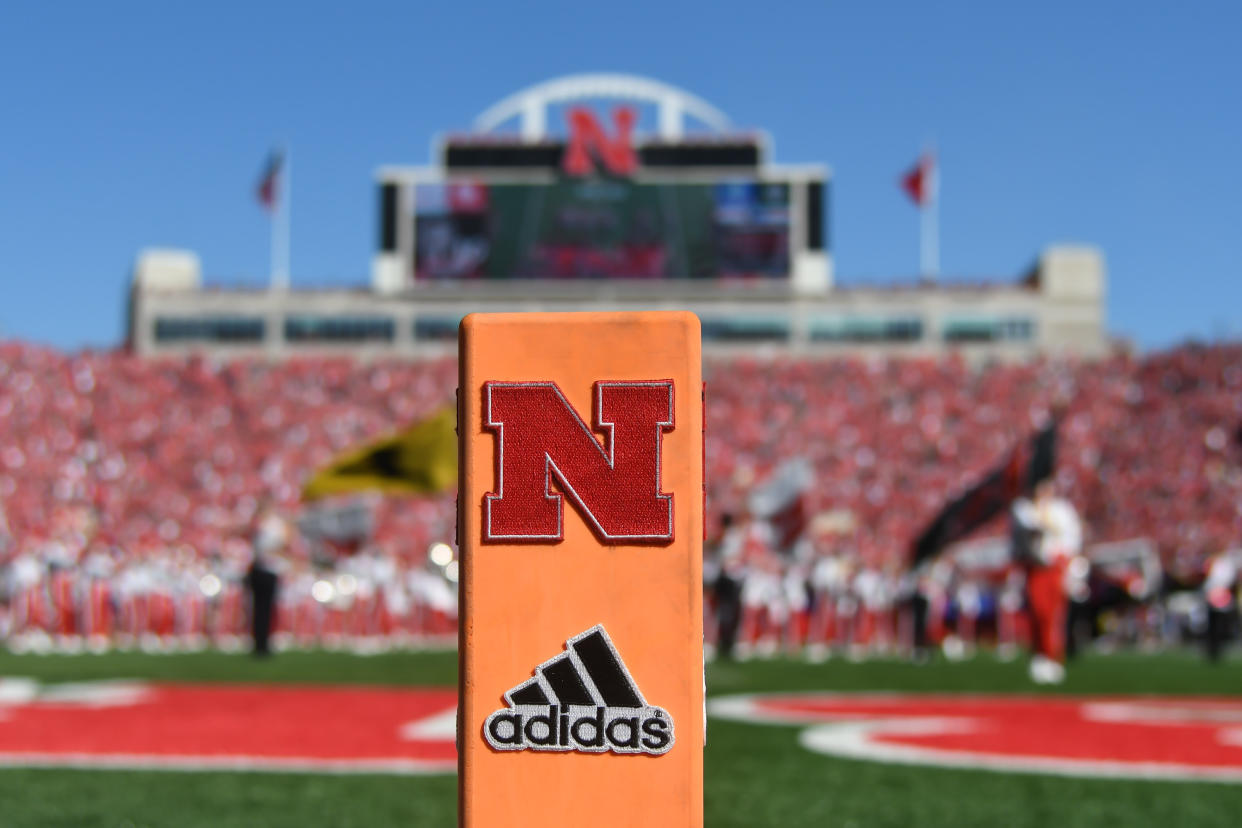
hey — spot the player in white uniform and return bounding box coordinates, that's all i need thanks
[1012,479,1082,684]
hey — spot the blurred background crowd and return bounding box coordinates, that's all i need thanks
[2,341,1238,657]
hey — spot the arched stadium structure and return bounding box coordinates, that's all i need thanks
[128,73,1105,361]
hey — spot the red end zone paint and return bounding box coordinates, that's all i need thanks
[0,682,456,774]
[709,693,1242,783]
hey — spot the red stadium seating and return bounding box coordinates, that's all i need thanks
[1,342,1239,650]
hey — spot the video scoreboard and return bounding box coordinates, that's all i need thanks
[412,176,792,282]
[374,78,829,292]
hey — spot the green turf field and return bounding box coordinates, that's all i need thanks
[0,650,1238,827]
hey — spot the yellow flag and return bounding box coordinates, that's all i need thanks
[302,406,457,501]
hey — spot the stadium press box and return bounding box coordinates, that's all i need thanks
[458,311,704,828]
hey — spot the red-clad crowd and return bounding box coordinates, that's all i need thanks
[704,346,1242,576]
[0,341,1239,651]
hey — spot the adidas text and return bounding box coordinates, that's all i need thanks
[482,624,676,756]
[484,703,673,754]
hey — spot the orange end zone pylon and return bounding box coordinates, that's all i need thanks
[458,311,704,827]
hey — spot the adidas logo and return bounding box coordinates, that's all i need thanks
[483,625,674,756]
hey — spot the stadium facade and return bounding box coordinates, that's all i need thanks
[127,74,1107,359]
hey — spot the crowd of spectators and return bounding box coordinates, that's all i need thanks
[0,341,1239,650]
[704,345,1242,579]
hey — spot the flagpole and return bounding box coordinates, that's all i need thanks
[268,157,278,290]
[920,197,930,280]
[272,146,291,292]
[921,146,939,281]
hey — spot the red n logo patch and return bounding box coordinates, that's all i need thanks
[562,107,639,177]
[483,381,674,543]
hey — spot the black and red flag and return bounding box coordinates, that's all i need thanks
[255,149,284,212]
[911,420,1057,566]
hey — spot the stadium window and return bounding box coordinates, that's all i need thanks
[942,319,995,342]
[840,318,885,342]
[810,316,923,343]
[700,317,790,342]
[284,316,395,343]
[154,317,265,344]
[942,317,1035,343]
[414,316,465,340]
[1000,317,1036,341]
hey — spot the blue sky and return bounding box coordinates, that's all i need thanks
[2,1,1239,350]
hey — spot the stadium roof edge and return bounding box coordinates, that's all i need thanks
[372,163,831,181]
[472,73,731,140]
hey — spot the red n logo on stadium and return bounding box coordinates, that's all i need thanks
[483,380,674,543]
[562,107,639,177]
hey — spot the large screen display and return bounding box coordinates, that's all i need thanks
[413,178,789,281]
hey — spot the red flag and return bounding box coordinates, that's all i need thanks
[256,149,283,212]
[901,153,934,206]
